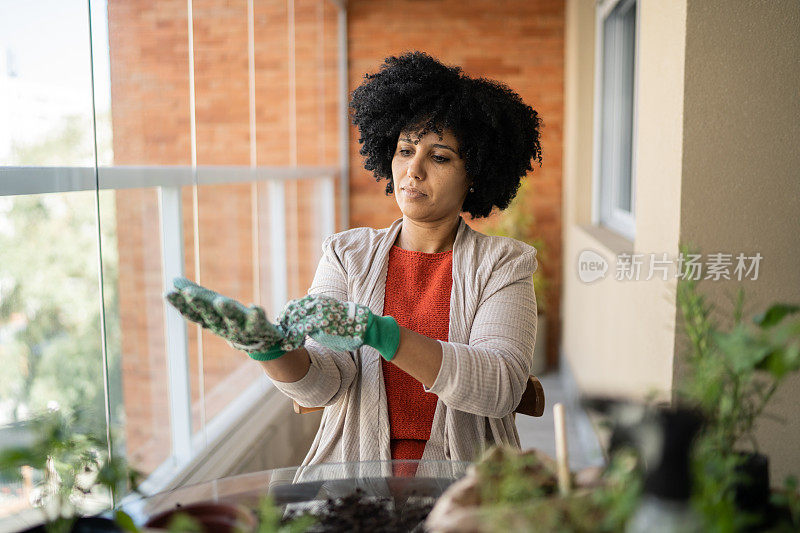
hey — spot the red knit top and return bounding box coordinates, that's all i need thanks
[382,245,453,463]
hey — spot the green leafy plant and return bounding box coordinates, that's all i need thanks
[482,179,549,314]
[473,446,642,533]
[589,449,643,532]
[0,408,140,533]
[166,513,204,533]
[256,494,316,533]
[674,243,800,530]
[771,475,800,528]
[675,245,800,450]
[476,446,557,506]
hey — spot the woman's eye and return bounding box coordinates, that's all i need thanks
[399,149,412,156]
[432,155,449,163]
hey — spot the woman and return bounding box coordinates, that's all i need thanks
[167,51,542,466]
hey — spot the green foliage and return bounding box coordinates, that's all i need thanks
[0,409,140,532]
[590,450,643,531]
[0,189,120,438]
[0,106,121,437]
[474,446,642,533]
[690,436,752,532]
[482,179,549,314]
[675,243,800,531]
[114,509,140,533]
[675,244,800,451]
[476,446,557,506]
[166,513,204,533]
[256,495,316,533]
[770,476,800,530]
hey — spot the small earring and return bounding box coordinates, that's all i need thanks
[469,187,475,193]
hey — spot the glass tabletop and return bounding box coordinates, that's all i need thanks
[128,460,471,523]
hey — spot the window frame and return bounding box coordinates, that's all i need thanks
[592,0,640,242]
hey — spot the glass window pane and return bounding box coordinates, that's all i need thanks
[104,0,193,473]
[0,191,107,517]
[103,186,173,475]
[191,0,259,432]
[599,0,637,232]
[0,0,95,167]
[615,1,636,213]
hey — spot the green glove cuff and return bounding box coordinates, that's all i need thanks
[363,313,401,361]
[248,344,287,362]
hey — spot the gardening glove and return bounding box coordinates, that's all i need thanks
[278,294,401,361]
[164,277,289,361]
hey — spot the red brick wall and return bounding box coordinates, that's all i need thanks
[346,0,564,369]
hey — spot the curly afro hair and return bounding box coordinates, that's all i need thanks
[349,51,542,219]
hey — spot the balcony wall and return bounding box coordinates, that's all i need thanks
[678,0,800,481]
[561,0,685,400]
[562,0,800,481]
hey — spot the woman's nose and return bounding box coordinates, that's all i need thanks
[406,156,425,180]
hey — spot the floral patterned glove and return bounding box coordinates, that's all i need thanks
[278,294,401,361]
[164,277,289,361]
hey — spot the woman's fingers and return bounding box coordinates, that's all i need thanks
[166,278,291,353]
[278,294,331,333]
[173,276,201,291]
[279,319,314,352]
[244,306,284,345]
[246,305,270,333]
[165,291,206,325]
[276,294,372,352]
[182,285,227,334]
[213,295,249,338]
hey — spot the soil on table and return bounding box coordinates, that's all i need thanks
[285,488,435,533]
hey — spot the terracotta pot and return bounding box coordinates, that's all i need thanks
[144,502,256,533]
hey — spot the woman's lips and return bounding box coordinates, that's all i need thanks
[401,187,427,199]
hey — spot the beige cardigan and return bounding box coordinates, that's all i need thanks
[271,216,538,466]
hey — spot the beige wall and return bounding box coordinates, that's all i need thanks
[561,0,686,399]
[564,0,800,481]
[680,0,800,481]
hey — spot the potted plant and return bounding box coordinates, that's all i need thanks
[482,179,550,374]
[425,445,641,533]
[0,408,140,533]
[144,501,259,533]
[674,243,800,530]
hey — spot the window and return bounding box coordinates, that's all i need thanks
[0,0,346,520]
[593,0,638,241]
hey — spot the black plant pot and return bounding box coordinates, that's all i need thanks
[733,451,772,531]
[734,452,770,513]
[21,516,121,533]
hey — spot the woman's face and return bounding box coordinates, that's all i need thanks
[390,127,469,224]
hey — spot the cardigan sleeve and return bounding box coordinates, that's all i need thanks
[426,249,538,418]
[267,234,358,408]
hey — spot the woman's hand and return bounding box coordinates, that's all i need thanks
[278,294,401,361]
[164,277,289,360]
